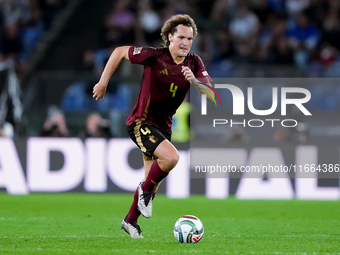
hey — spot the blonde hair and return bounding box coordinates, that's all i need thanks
[160,14,198,47]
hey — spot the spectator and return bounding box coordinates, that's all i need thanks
[270,36,295,64]
[209,0,230,30]
[19,0,46,71]
[229,2,260,61]
[191,29,214,67]
[137,0,161,45]
[171,100,191,143]
[101,0,136,48]
[79,112,113,139]
[41,106,69,137]
[250,0,272,26]
[288,12,319,51]
[159,1,180,24]
[260,17,294,64]
[212,29,234,63]
[273,128,290,142]
[222,126,250,144]
[321,8,340,52]
[304,0,328,29]
[0,21,23,63]
[0,122,14,137]
[319,43,337,66]
[308,42,337,68]
[288,11,319,68]
[1,0,24,26]
[0,0,67,78]
[267,0,286,14]
[285,0,309,17]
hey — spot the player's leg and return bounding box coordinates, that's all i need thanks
[142,156,162,196]
[126,156,153,222]
[124,122,176,228]
[143,156,155,180]
[143,156,163,198]
[122,123,151,238]
[138,140,179,218]
[122,156,154,239]
[123,141,178,236]
[142,139,179,190]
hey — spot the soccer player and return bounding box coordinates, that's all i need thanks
[93,14,214,238]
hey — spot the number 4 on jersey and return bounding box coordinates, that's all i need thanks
[170,83,178,97]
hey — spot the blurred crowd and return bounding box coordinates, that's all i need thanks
[0,0,66,77]
[1,0,340,80]
[3,0,340,78]
[89,0,340,77]
[58,0,340,140]
[2,0,340,139]
[0,0,67,137]
[40,105,113,138]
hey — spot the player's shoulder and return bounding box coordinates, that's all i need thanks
[129,46,167,65]
[132,46,167,56]
[186,53,205,69]
[187,53,204,63]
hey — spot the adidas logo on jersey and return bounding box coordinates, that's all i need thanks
[159,69,168,75]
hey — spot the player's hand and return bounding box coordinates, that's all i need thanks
[181,66,195,83]
[93,82,107,101]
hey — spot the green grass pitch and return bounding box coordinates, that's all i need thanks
[0,193,339,254]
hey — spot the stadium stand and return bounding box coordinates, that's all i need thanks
[1,0,339,137]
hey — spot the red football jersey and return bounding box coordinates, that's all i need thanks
[126,46,212,132]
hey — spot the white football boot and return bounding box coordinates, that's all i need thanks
[121,217,143,238]
[137,182,153,218]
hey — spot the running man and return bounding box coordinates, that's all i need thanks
[93,14,214,238]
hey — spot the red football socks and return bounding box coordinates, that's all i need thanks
[142,159,168,192]
[127,160,168,224]
[127,187,141,224]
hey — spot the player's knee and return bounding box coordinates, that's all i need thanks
[159,150,179,172]
[167,151,179,170]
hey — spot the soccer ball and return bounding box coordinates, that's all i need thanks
[173,215,204,243]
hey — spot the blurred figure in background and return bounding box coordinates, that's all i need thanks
[229,2,260,62]
[288,11,319,68]
[273,128,291,142]
[79,112,113,139]
[0,122,14,137]
[0,21,23,63]
[101,0,136,49]
[0,0,67,79]
[41,105,69,137]
[285,0,309,17]
[320,3,340,53]
[222,126,250,144]
[260,16,295,64]
[137,0,161,46]
[171,100,191,143]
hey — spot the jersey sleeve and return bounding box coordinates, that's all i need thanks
[128,46,162,66]
[194,55,213,84]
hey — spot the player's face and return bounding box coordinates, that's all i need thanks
[169,25,194,58]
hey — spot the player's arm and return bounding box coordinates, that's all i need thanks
[181,66,214,102]
[93,46,130,101]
